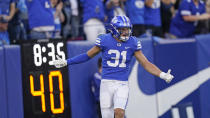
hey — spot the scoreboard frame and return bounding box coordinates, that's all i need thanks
[21,39,71,118]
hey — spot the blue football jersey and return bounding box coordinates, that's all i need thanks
[95,33,142,81]
[169,0,205,38]
[26,0,54,29]
[144,0,161,26]
[125,0,145,25]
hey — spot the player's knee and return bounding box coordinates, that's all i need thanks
[114,108,124,118]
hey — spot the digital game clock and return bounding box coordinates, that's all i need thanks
[21,39,71,118]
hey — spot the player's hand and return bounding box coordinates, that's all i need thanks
[53,55,67,68]
[159,69,174,83]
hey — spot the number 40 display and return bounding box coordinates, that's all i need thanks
[30,70,64,114]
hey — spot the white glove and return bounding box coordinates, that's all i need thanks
[160,69,174,83]
[53,55,67,68]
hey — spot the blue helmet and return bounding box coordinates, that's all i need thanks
[110,15,132,41]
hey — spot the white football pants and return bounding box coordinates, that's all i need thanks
[100,79,129,118]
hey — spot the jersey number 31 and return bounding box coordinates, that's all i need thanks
[107,49,127,68]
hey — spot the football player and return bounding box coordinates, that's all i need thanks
[53,15,174,118]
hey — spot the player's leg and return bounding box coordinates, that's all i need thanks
[114,81,129,118]
[100,80,115,118]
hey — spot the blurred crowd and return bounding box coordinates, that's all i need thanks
[1,0,210,45]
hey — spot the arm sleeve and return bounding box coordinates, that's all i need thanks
[134,37,142,51]
[95,35,104,50]
[67,53,91,65]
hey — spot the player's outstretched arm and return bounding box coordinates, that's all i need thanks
[134,50,174,83]
[53,46,101,68]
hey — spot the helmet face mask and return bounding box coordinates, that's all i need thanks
[118,27,132,42]
[110,15,132,42]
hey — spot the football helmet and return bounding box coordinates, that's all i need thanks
[110,15,132,41]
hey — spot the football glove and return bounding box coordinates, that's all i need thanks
[160,69,174,83]
[53,55,67,68]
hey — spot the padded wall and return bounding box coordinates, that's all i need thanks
[67,41,100,118]
[4,45,23,118]
[196,35,210,118]
[0,47,8,118]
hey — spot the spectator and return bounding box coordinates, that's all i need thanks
[51,0,65,38]
[144,0,163,37]
[125,0,146,37]
[8,0,28,43]
[69,0,80,39]
[169,0,210,38]
[80,0,106,41]
[61,0,71,38]
[160,0,176,37]
[195,0,210,34]
[61,0,80,40]
[91,58,102,118]
[105,0,126,24]
[26,0,55,39]
[17,0,28,34]
[0,0,16,45]
[203,0,210,32]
